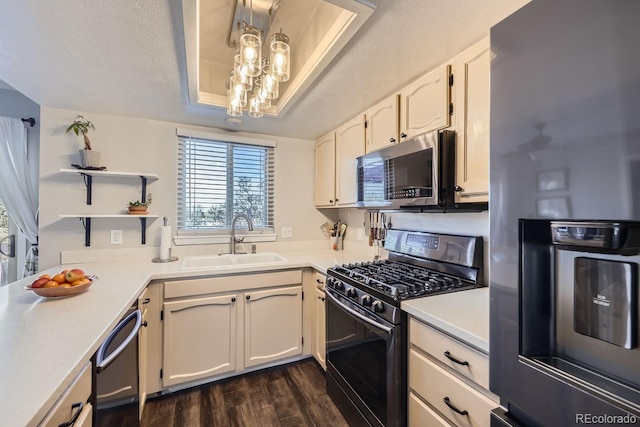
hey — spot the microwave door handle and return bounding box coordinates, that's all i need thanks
[96,309,142,372]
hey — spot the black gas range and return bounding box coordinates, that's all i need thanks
[325,229,484,427]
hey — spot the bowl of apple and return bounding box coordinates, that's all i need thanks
[26,269,97,298]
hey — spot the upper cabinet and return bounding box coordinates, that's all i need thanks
[335,115,366,206]
[399,64,451,142]
[314,132,336,207]
[453,38,490,203]
[365,94,400,153]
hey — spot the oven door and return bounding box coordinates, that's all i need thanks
[325,289,405,427]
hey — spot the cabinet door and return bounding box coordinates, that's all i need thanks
[315,133,336,207]
[366,94,400,153]
[454,38,490,203]
[336,115,365,206]
[400,64,451,141]
[313,287,327,370]
[244,285,303,368]
[162,293,238,387]
[138,304,148,419]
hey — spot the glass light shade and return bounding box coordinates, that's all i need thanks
[240,25,262,78]
[229,76,247,107]
[261,72,279,99]
[226,86,243,117]
[248,93,263,118]
[270,32,290,82]
[233,54,253,90]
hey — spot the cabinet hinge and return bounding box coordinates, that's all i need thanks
[160,310,164,321]
[449,103,454,115]
[302,337,304,345]
[449,74,454,86]
[160,369,163,379]
[302,291,304,300]
[364,120,368,129]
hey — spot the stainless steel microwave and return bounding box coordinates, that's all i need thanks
[356,130,455,210]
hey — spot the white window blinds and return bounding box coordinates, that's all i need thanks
[177,135,275,234]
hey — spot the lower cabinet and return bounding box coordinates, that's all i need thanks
[160,270,304,389]
[162,293,238,387]
[40,362,93,427]
[408,317,498,427]
[311,283,326,370]
[244,286,303,368]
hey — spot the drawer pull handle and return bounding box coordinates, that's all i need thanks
[142,298,151,304]
[443,397,468,416]
[58,401,83,427]
[444,350,469,366]
[316,279,324,284]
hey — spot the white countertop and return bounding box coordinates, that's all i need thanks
[0,248,489,426]
[401,287,490,353]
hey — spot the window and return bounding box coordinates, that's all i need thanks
[177,132,275,235]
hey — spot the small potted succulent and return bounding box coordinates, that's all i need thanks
[127,193,152,214]
[66,115,100,168]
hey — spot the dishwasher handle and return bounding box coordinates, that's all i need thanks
[96,309,142,373]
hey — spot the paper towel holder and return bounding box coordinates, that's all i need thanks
[152,217,179,263]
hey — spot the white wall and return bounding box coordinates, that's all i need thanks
[38,106,334,269]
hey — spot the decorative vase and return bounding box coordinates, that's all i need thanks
[128,206,148,215]
[80,149,101,168]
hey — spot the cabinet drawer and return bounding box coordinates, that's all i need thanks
[40,362,92,426]
[409,392,451,427]
[409,317,489,389]
[410,349,496,427]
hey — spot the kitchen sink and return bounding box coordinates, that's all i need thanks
[180,252,289,271]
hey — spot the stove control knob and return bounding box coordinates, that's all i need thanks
[335,281,344,291]
[372,300,385,313]
[362,295,373,306]
[346,288,357,298]
[326,277,336,288]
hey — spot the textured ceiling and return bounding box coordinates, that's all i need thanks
[0,0,529,140]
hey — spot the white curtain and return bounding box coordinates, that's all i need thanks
[0,117,38,277]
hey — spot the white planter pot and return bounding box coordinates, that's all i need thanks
[80,149,101,168]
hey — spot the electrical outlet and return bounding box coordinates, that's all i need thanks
[281,227,293,238]
[357,227,363,241]
[110,230,122,245]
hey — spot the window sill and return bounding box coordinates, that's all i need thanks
[173,234,277,246]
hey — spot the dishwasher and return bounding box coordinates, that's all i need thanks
[92,303,143,426]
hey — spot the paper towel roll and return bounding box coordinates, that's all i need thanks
[160,225,171,260]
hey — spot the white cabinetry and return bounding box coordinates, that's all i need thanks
[40,362,92,427]
[335,115,365,206]
[365,94,400,153]
[161,270,303,389]
[399,64,451,142]
[315,132,336,207]
[311,272,326,369]
[244,285,303,368]
[408,317,497,427]
[162,293,238,387]
[453,38,490,203]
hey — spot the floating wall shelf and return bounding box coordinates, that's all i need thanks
[59,169,160,246]
[59,214,159,246]
[60,169,159,205]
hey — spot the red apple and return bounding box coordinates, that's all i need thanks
[65,268,85,283]
[31,277,49,288]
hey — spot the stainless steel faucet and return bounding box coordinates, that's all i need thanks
[230,213,254,254]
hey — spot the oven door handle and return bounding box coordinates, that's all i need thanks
[326,290,393,334]
[96,309,142,373]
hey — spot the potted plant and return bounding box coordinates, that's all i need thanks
[66,115,100,168]
[127,193,152,214]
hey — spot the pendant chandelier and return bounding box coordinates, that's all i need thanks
[227,0,291,118]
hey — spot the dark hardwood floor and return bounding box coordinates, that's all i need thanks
[141,358,349,427]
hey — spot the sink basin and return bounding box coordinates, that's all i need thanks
[233,252,289,265]
[180,252,289,271]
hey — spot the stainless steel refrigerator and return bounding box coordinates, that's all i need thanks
[490,1,640,425]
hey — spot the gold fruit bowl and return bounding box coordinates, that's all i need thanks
[26,276,98,298]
